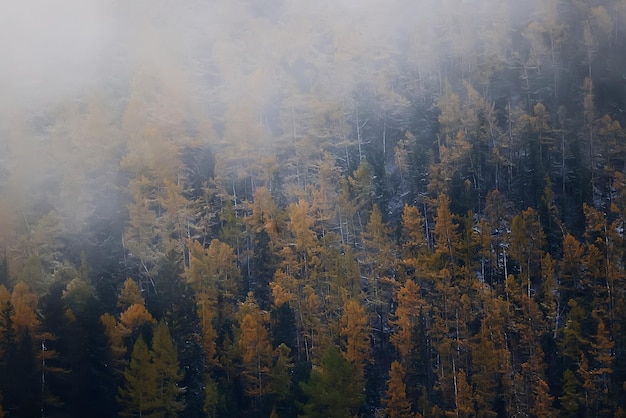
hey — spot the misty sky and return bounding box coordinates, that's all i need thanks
[0,0,426,111]
[0,0,119,110]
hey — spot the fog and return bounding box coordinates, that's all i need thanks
[1,0,622,250]
[0,0,117,110]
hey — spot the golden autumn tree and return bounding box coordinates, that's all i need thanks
[471,290,510,418]
[433,194,461,271]
[390,279,425,360]
[400,203,428,274]
[382,361,414,418]
[204,238,241,309]
[119,303,156,336]
[271,199,324,361]
[508,207,545,298]
[582,202,620,324]
[237,293,273,400]
[0,285,11,357]
[560,234,584,302]
[361,204,396,347]
[10,281,39,337]
[340,299,370,379]
[529,377,556,418]
[585,316,615,416]
[117,278,145,311]
[102,280,157,374]
[185,238,240,364]
[447,369,475,418]
[100,312,128,371]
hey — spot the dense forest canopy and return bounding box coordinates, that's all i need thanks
[1,0,626,416]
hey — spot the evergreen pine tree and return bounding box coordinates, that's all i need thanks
[117,335,160,418]
[151,320,185,417]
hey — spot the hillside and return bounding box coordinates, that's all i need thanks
[1,0,626,416]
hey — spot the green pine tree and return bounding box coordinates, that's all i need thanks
[117,335,160,418]
[299,345,364,418]
[151,320,184,417]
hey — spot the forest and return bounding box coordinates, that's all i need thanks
[1,0,626,416]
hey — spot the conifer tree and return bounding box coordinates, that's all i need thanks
[382,361,414,418]
[450,369,475,418]
[509,207,545,298]
[361,204,396,349]
[433,194,461,271]
[118,335,160,418]
[340,299,370,379]
[400,204,428,272]
[560,234,584,302]
[390,279,424,360]
[151,320,184,417]
[271,342,294,413]
[10,281,39,337]
[559,369,580,417]
[299,345,364,418]
[117,278,145,311]
[237,293,273,399]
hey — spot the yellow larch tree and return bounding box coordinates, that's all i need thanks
[382,361,414,418]
[390,279,425,360]
[10,281,39,337]
[237,293,273,400]
[340,299,370,379]
[117,278,145,311]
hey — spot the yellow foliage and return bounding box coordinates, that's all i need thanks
[11,281,39,336]
[117,278,144,310]
[270,282,293,307]
[100,312,127,361]
[64,308,77,324]
[0,285,9,308]
[119,303,156,333]
[340,299,370,378]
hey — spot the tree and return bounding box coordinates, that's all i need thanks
[101,312,128,371]
[10,281,39,337]
[400,204,428,271]
[118,278,145,311]
[0,329,40,416]
[530,377,556,417]
[586,317,614,416]
[185,239,240,321]
[119,303,156,336]
[299,345,364,418]
[117,335,160,418]
[559,369,579,417]
[449,369,475,418]
[271,343,294,403]
[560,234,584,304]
[151,320,184,417]
[390,279,425,360]
[382,361,414,418]
[361,204,396,349]
[340,299,370,379]
[508,207,545,298]
[433,194,461,270]
[471,290,510,418]
[237,293,273,399]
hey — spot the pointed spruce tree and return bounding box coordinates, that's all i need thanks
[117,335,160,418]
[151,320,184,417]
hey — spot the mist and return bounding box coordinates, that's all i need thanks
[0,0,119,111]
[2,1,626,416]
